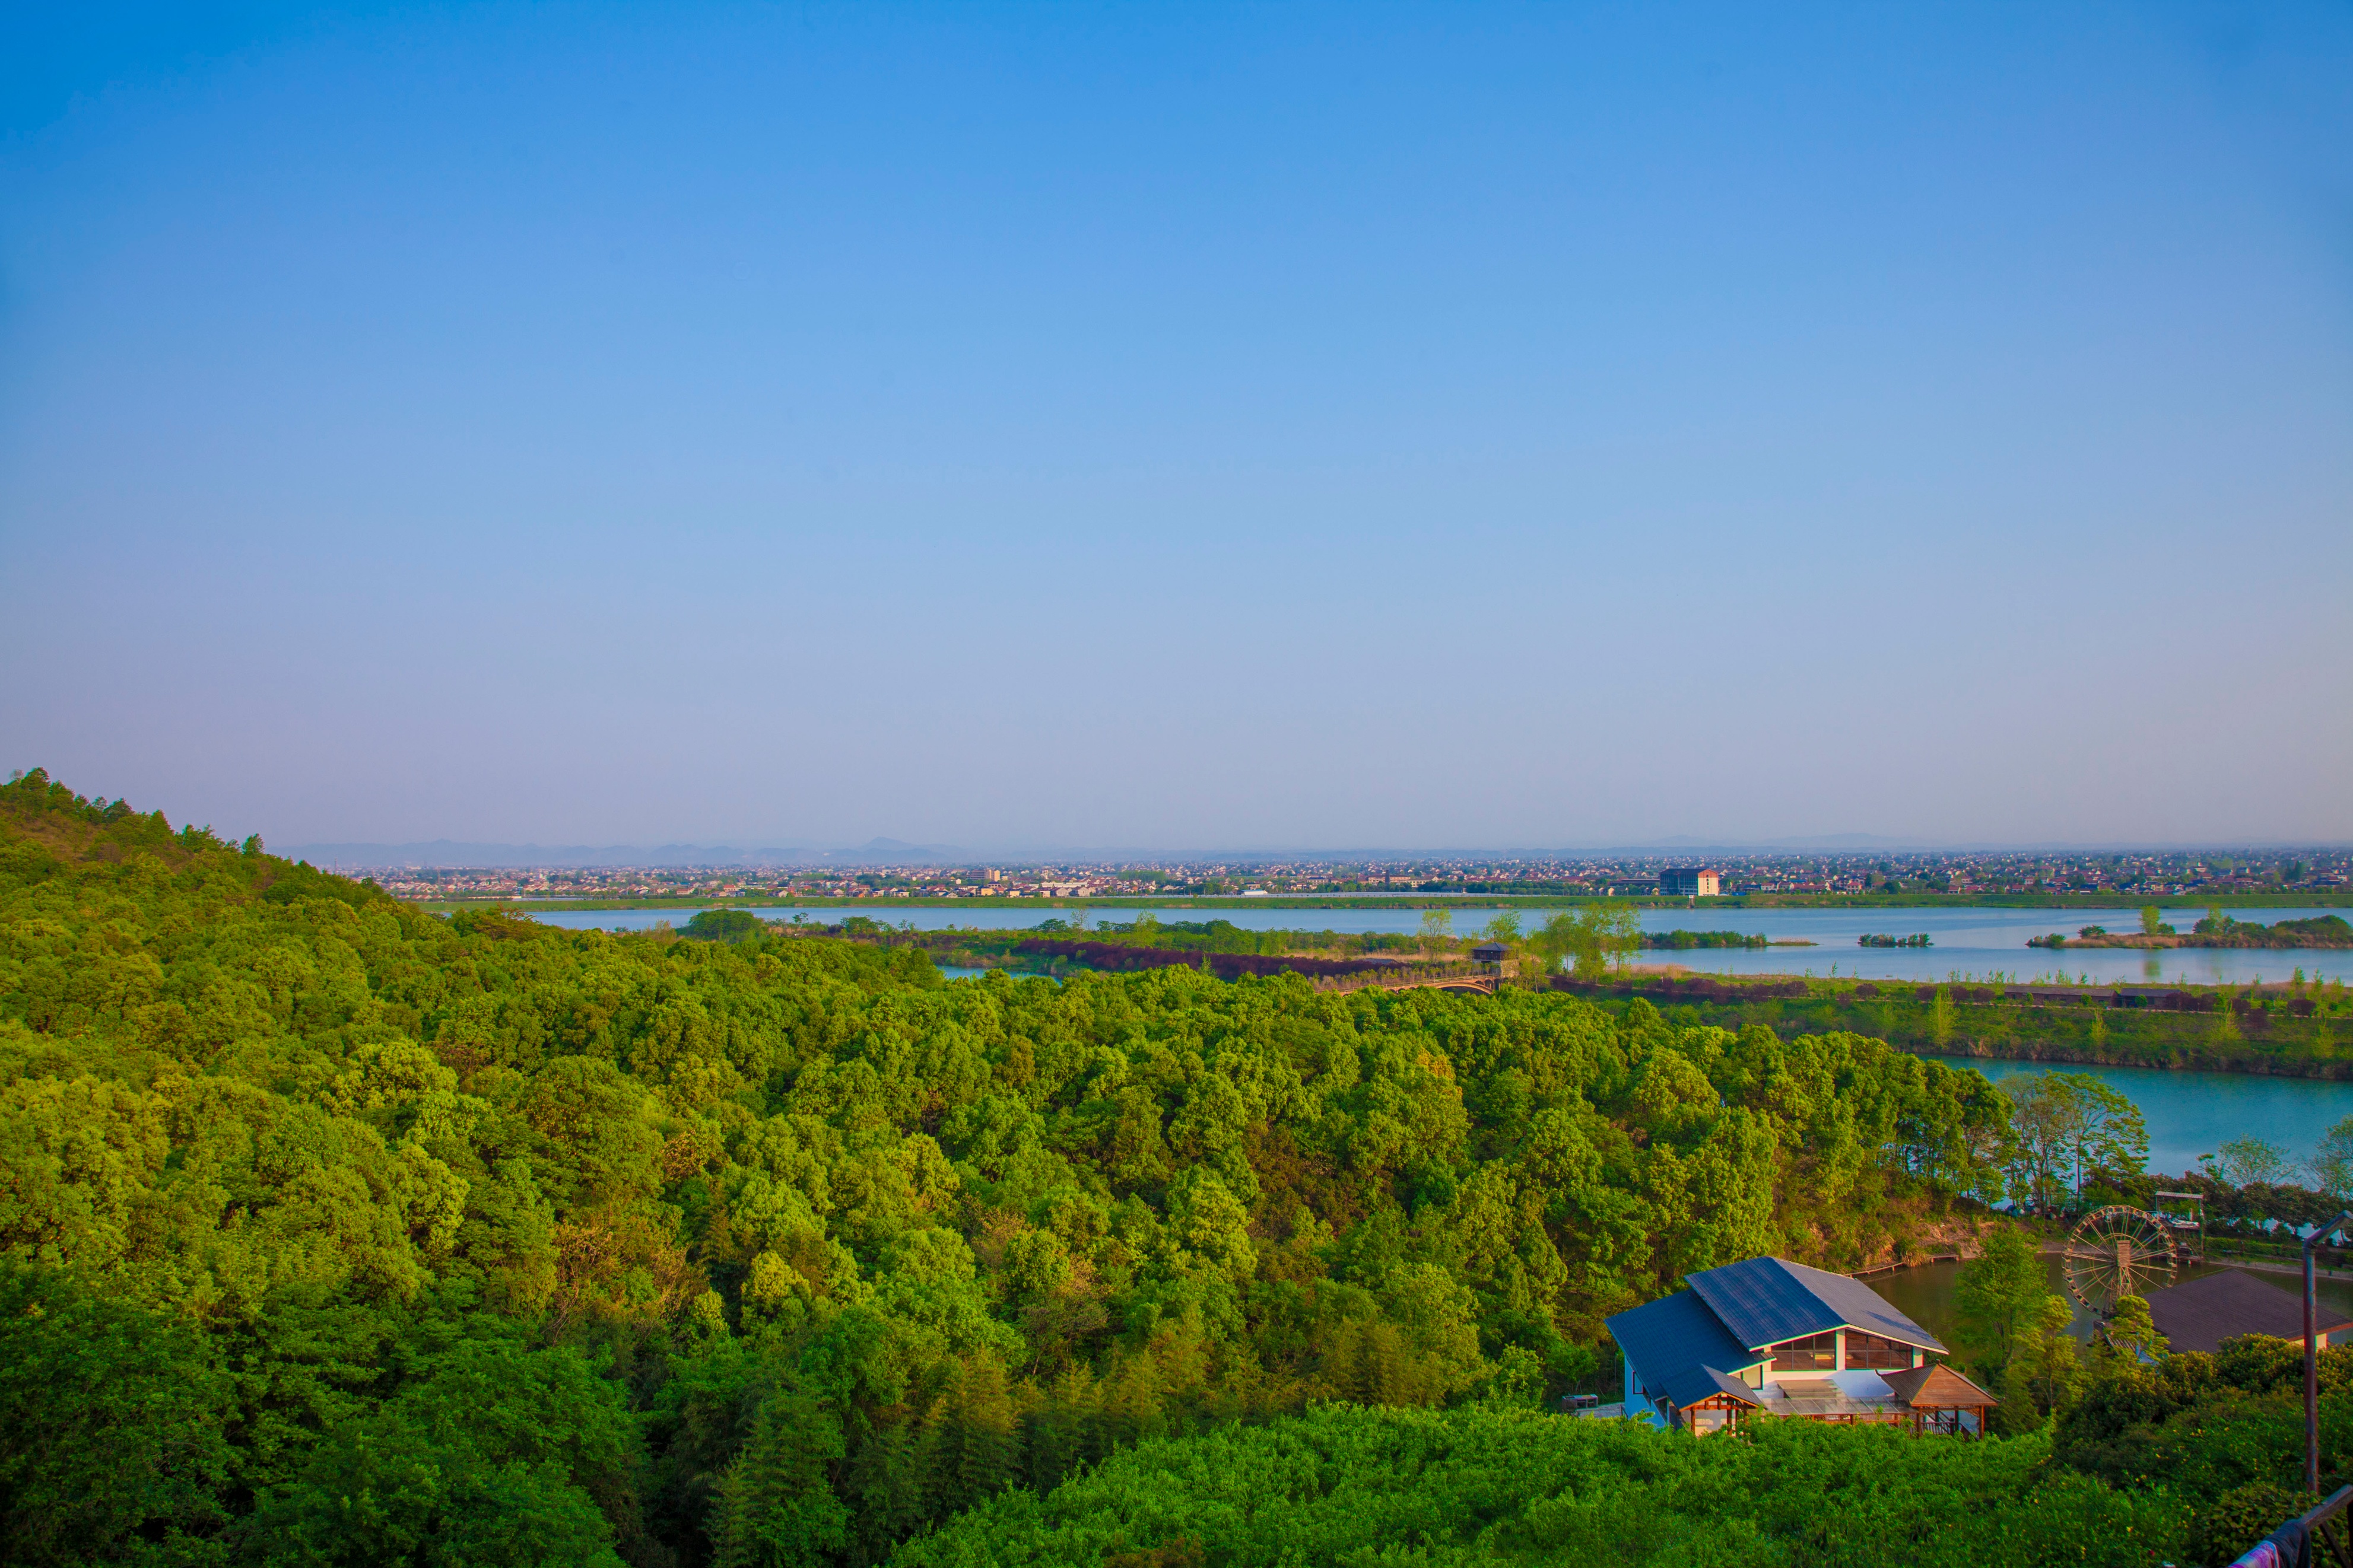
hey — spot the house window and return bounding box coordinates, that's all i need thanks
[1844,1332,1915,1370]
[1768,1332,1837,1371]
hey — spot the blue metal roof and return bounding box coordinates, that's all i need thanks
[1685,1257,1947,1355]
[1605,1287,1763,1404]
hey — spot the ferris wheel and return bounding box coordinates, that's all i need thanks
[2058,1206,2181,1312]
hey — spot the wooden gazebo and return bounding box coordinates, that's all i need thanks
[1878,1363,1998,1436]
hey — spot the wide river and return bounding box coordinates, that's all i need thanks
[517,901,2353,985]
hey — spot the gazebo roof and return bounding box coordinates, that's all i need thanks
[1879,1363,1998,1408]
[1659,1364,1765,1411]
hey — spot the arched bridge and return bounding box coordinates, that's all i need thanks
[1312,961,1509,997]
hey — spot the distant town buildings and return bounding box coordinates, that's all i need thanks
[358,847,2352,904]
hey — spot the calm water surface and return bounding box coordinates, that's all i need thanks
[1922,1056,2353,1178]
[516,902,2352,984]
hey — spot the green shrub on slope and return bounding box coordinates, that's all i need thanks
[890,1404,2188,1568]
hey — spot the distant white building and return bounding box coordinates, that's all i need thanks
[1660,867,1720,898]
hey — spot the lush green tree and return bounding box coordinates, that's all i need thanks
[1415,908,1453,958]
[0,1265,231,1565]
[891,1402,2190,1568]
[253,1340,640,1568]
[2103,1294,2164,1363]
[710,1395,849,1568]
[2313,1114,2353,1198]
[686,910,769,943]
[1952,1227,2047,1383]
[2215,1136,2294,1189]
[1529,902,1642,981]
[2000,1293,2087,1429]
[2003,1073,2147,1208]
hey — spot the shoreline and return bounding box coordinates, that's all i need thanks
[409,890,2353,914]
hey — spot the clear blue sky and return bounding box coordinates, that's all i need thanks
[4,3,2348,851]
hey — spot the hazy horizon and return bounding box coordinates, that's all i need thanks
[6,4,2348,849]
[267,831,2353,870]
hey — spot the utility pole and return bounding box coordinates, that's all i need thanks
[2308,1208,2353,1497]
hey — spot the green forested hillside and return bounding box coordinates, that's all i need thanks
[901,1329,2353,1567]
[892,1404,2174,1568]
[3,770,2016,1566]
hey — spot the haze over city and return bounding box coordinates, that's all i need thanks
[16,11,2353,1564]
[5,3,2349,851]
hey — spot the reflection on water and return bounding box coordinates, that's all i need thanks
[509,902,2353,984]
[1866,1257,2353,1348]
[1923,1055,2353,1179]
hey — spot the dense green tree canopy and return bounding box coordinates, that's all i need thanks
[1,769,2017,1566]
[893,1402,2186,1567]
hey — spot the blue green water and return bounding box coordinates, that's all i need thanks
[1922,1055,2353,1181]
[516,902,2353,985]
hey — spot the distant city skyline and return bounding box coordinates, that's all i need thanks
[328,843,2353,912]
[276,835,2353,870]
[5,4,2348,848]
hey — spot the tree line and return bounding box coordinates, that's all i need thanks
[891,1268,2349,1567]
[0,771,2037,1567]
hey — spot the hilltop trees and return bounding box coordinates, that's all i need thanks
[0,770,2016,1566]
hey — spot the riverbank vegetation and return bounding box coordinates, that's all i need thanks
[821,916,2353,1081]
[1641,928,1768,949]
[917,905,1647,982]
[1561,971,2353,1080]
[419,890,2353,915]
[2036,911,2353,952]
[3,771,2034,1567]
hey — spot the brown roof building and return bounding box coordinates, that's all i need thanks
[2141,1269,2353,1356]
[1878,1363,2000,1436]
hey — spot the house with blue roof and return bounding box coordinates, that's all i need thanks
[1603,1256,1998,1436]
